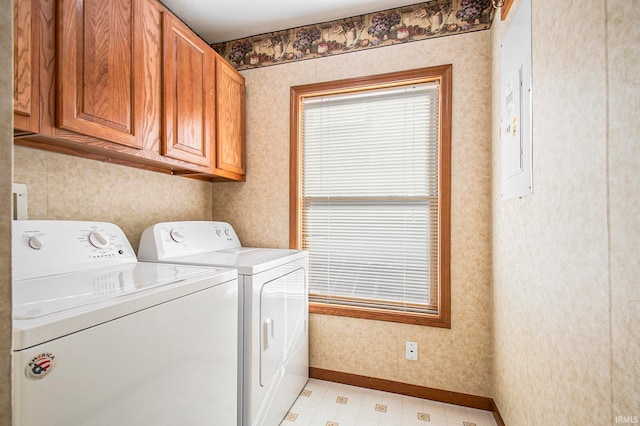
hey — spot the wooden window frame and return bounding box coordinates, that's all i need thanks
[290,65,451,328]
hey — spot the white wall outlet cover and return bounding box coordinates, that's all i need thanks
[405,341,418,361]
[12,183,28,220]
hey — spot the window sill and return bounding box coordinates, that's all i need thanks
[309,301,451,328]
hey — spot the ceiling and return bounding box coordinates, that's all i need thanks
[159,0,427,44]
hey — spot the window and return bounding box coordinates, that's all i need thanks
[290,66,451,327]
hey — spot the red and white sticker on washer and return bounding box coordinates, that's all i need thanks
[25,353,56,380]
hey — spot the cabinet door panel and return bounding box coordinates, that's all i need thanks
[14,0,39,133]
[216,57,246,176]
[57,0,140,148]
[162,13,213,168]
[134,0,163,153]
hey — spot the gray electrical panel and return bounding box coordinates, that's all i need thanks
[500,0,532,200]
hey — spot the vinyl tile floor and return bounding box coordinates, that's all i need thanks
[279,379,498,426]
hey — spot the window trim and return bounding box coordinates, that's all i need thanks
[290,65,451,328]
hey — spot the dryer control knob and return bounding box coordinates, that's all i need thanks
[170,229,186,243]
[28,235,43,250]
[88,231,110,249]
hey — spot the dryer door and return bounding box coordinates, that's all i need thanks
[260,267,306,386]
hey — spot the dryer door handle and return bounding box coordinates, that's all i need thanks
[263,318,274,350]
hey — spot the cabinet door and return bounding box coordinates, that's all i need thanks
[57,0,141,148]
[215,56,246,176]
[162,13,214,169]
[14,0,39,133]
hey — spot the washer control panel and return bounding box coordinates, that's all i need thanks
[13,221,137,280]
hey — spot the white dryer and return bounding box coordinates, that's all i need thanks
[138,221,309,426]
[12,220,239,426]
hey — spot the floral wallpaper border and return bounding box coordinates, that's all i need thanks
[212,0,495,71]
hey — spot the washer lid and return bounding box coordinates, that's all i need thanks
[14,262,225,320]
[12,262,237,350]
[146,248,307,275]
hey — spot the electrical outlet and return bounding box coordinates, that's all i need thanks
[405,341,418,361]
[12,183,28,220]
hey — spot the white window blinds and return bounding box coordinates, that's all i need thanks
[301,82,441,313]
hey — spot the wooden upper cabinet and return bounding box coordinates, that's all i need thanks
[13,0,244,181]
[13,0,39,133]
[56,0,141,148]
[215,56,246,176]
[162,12,214,169]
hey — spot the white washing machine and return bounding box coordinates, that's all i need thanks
[138,221,309,426]
[12,220,239,426]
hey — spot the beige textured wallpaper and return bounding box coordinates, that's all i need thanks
[490,5,529,423]
[13,146,214,251]
[491,0,639,424]
[607,0,640,418]
[1,0,13,423]
[213,31,493,397]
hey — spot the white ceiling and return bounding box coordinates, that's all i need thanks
[159,0,426,44]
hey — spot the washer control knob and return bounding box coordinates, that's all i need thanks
[170,229,186,243]
[88,231,110,249]
[224,228,230,237]
[28,236,43,250]
[216,229,223,237]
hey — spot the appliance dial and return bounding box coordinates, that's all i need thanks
[28,235,43,250]
[224,228,230,236]
[170,229,186,243]
[216,229,223,237]
[88,231,110,249]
